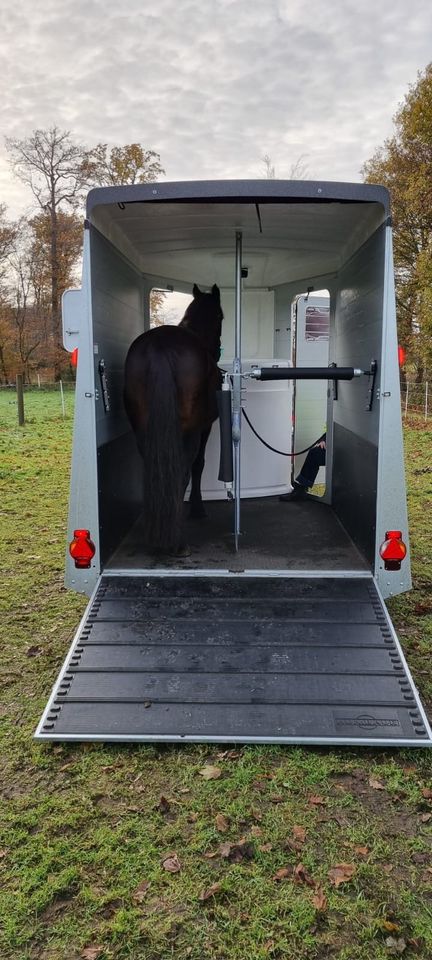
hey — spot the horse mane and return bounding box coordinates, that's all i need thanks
[180,284,223,361]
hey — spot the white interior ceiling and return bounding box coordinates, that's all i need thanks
[91,200,385,290]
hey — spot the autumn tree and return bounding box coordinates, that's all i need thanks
[5,127,92,366]
[0,204,17,279]
[88,143,164,186]
[362,63,432,376]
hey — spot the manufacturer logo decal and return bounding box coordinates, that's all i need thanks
[334,714,400,731]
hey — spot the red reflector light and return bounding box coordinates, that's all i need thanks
[71,347,78,368]
[398,345,406,367]
[379,530,407,570]
[69,529,95,568]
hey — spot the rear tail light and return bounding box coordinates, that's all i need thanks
[69,529,95,568]
[379,530,407,571]
[71,347,78,368]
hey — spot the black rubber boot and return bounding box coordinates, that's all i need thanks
[279,483,309,502]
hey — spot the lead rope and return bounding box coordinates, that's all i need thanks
[220,369,324,458]
[241,407,324,458]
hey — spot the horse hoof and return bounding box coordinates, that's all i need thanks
[176,543,191,558]
[189,505,207,520]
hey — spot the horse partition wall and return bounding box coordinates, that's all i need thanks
[38,180,431,747]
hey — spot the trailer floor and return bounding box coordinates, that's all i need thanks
[36,575,432,745]
[107,496,368,572]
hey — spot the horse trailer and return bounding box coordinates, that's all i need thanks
[35,180,432,747]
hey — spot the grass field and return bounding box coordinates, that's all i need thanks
[0,390,431,960]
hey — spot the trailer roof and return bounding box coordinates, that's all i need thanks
[86,180,390,289]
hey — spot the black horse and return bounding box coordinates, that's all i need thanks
[124,284,223,554]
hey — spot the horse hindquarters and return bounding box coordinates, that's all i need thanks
[124,342,184,554]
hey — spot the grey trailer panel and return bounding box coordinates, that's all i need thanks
[35,575,431,746]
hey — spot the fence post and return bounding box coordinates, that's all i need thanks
[404,381,409,419]
[59,379,65,418]
[425,381,429,421]
[16,374,25,426]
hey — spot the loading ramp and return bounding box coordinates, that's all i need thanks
[35,575,432,746]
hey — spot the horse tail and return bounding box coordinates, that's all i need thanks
[126,344,185,553]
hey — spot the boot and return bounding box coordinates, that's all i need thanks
[279,482,309,502]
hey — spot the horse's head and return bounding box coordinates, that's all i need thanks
[181,284,223,361]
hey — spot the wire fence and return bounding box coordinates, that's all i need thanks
[400,381,430,421]
[2,379,430,424]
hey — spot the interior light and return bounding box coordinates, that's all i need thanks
[69,529,95,568]
[379,530,407,571]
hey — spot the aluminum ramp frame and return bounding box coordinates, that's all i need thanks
[35,575,432,746]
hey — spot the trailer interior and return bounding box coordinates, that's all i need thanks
[35,182,432,746]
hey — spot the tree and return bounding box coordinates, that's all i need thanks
[0,204,17,280]
[362,63,432,376]
[88,143,164,186]
[5,127,92,364]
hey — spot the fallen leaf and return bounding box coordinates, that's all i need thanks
[312,887,328,911]
[421,787,432,799]
[273,867,291,881]
[328,863,356,887]
[369,777,385,790]
[269,795,284,804]
[382,921,401,933]
[420,813,432,823]
[354,845,369,857]
[264,940,275,953]
[81,948,104,960]
[385,936,407,955]
[215,813,229,833]
[226,839,255,863]
[132,880,150,903]
[26,645,42,657]
[162,853,181,873]
[179,787,190,794]
[219,841,232,858]
[216,749,242,760]
[251,825,263,837]
[293,862,315,888]
[187,812,198,823]
[204,849,219,859]
[0,849,9,859]
[292,825,306,843]
[199,882,222,901]
[157,795,171,813]
[308,795,326,806]
[259,843,273,853]
[199,765,222,780]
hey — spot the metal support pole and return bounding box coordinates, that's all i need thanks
[16,373,25,426]
[233,231,242,551]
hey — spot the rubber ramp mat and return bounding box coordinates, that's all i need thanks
[35,576,432,745]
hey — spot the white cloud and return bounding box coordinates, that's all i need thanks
[0,0,431,217]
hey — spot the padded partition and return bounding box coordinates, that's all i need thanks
[90,226,145,564]
[331,225,384,561]
[332,424,378,564]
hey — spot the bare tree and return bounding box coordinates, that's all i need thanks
[261,154,276,179]
[261,154,309,180]
[5,128,92,365]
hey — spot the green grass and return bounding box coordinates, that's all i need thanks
[0,391,431,960]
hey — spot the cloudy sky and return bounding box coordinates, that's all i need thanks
[1,0,431,218]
